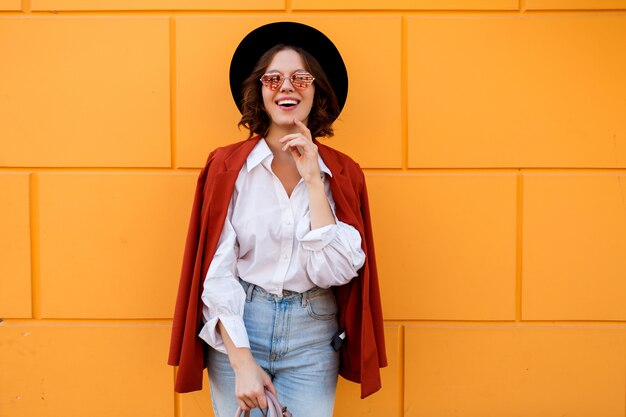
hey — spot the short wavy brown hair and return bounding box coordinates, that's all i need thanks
[237,44,340,139]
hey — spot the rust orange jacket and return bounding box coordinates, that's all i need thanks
[168,136,387,398]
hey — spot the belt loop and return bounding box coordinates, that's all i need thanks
[245,281,255,302]
[301,290,308,307]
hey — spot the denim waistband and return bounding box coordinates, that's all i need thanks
[239,278,333,306]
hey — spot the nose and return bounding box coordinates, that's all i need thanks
[280,76,295,92]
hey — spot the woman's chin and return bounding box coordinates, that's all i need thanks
[271,117,309,129]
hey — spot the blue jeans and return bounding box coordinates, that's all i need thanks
[207,280,340,417]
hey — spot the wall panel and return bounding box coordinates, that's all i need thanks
[334,325,401,416]
[404,325,626,417]
[38,173,196,318]
[407,15,626,168]
[0,0,20,10]
[0,322,174,417]
[367,173,517,320]
[313,15,402,168]
[523,173,626,321]
[0,174,31,318]
[0,17,171,167]
[178,373,215,417]
[175,16,263,168]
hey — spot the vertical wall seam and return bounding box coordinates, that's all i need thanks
[519,0,526,13]
[515,171,524,322]
[285,0,292,12]
[170,17,177,170]
[21,0,31,13]
[401,15,408,171]
[29,173,41,319]
[173,367,181,417]
[398,324,405,417]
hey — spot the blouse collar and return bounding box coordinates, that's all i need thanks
[246,138,333,177]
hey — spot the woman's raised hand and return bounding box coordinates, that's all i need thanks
[278,119,322,185]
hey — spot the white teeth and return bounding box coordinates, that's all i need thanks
[277,99,299,106]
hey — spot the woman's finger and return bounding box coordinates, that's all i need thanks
[281,137,309,152]
[293,118,312,140]
[242,395,257,409]
[238,399,250,411]
[265,378,277,397]
[257,392,268,410]
[278,133,307,143]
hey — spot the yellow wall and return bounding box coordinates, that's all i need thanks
[1,1,626,416]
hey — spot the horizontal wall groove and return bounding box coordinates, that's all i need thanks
[3,10,626,15]
[5,319,624,326]
[13,10,290,14]
[365,168,626,174]
[523,9,626,13]
[386,320,626,326]
[2,168,625,173]
[0,168,200,173]
[1,319,174,325]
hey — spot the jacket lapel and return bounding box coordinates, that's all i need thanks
[208,137,261,205]
[200,137,261,277]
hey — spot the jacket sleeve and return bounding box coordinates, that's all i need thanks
[357,174,388,398]
[168,153,213,367]
[328,157,387,399]
[168,151,218,393]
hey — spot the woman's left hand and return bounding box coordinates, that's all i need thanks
[279,118,322,184]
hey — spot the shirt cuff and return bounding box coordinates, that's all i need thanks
[299,224,338,251]
[198,314,250,354]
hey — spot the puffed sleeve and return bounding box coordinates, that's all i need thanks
[296,185,366,287]
[198,198,249,354]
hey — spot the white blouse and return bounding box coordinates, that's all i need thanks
[198,139,366,353]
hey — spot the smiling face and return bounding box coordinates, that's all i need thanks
[261,49,315,136]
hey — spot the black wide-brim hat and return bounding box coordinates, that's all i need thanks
[229,22,348,119]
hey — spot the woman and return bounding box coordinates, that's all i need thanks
[168,22,387,417]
